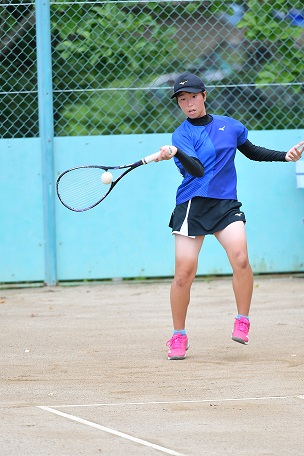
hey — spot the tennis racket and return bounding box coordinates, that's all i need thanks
[56,151,161,212]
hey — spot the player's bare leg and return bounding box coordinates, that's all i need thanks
[170,235,204,329]
[215,221,253,344]
[166,235,204,359]
[214,221,253,316]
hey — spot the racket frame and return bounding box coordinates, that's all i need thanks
[56,151,160,212]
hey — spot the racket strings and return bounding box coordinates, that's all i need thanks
[57,167,115,211]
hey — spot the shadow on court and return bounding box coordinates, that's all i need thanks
[1,275,304,455]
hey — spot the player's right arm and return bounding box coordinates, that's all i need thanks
[158,145,204,177]
[175,148,205,177]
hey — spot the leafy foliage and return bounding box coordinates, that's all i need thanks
[1,1,303,137]
[51,3,176,89]
[237,0,304,85]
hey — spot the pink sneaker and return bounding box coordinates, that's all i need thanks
[166,333,189,360]
[232,316,250,344]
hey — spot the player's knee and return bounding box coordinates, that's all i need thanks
[174,268,196,287]
[233,251,250,271]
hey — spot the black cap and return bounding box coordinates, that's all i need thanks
[171,72,206,99]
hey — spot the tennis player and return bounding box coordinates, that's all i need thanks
[156,72,304,360]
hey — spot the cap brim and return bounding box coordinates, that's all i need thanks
[171,87,204,99]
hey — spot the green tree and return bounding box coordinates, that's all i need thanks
[52,3,175,86]
[50,2,177,135]
[236,0,304,85]
[1,1,303,137]
[0,3,38,137]
[1,2,177,137]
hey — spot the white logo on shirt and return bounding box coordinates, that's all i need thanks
[218,126,225,131]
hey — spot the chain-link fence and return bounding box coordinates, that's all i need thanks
[1,0,303,139]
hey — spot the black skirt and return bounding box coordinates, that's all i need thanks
[169,197,246,236]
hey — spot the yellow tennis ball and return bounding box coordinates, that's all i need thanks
[101,171,113,184]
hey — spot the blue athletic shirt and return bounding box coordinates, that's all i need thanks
[172,115,248,204]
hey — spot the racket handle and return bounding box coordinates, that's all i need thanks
[142,151,161,164]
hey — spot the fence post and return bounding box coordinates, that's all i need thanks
[35,0,57,285]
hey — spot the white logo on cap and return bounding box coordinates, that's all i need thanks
[179,80,188,85]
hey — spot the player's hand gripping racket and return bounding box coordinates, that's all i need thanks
[56,151,160,212]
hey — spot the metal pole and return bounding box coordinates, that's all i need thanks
[35,0,57,285]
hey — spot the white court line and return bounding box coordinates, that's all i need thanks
[37,406,184,456]
[39,394,304,409]
[37,396,304,455]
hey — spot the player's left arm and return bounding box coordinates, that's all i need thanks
[238,139,304,162]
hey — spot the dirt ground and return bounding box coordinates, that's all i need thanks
[1,275,304,456]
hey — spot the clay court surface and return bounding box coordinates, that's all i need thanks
[1,275,304,455]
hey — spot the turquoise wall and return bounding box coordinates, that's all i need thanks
[1,130,303,284]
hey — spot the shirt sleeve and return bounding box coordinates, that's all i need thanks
[227,117,248,146]
[175,148,205,177]
[238,139,287,162]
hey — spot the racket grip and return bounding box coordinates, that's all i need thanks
[142,151,161,164]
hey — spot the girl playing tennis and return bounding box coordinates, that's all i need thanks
[157,72,304,360]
